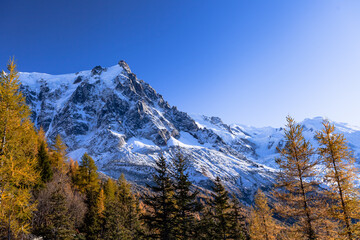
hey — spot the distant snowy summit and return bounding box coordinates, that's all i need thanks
[19,61,360,203]
[197,115,360,169]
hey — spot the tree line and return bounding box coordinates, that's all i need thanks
[1,59,360,239]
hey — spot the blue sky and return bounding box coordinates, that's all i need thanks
[1,0,360,127]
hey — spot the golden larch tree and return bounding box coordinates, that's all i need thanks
[316,120,360,239]
[97,188,106,218]
[273,116,336,240]
[0,59,39,238]
[249,189,279,240]
[50,134,68,173]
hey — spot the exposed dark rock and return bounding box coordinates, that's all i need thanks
[155,129,171,146]
[91,65,104,75]
[165,107,198,132]
[205,116,233,134]
[102,94,129,116]
[38,83,50,101]
[73,76,83,84]
[68,122,89,135]
[118,60,131,73]
[70,82,95,104]
[158,98,170,109]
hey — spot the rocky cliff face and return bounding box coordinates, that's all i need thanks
[19,61,360,203]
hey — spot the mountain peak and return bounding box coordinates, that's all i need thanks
[18,63,277,202]
[118,60,131,74]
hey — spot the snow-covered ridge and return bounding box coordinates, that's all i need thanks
[18,61,360,202]
[193,115,360,169]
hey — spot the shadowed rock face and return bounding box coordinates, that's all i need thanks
[19,61,277,203]
[91,66,105,75]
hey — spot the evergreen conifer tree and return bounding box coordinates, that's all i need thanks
[102,174,144,239]
[143,156,176,240]
[68,159,79,187]
[209,176,232,240]
[37,140,53,184]
[229,194,248,240]
[46,186,76,239]
[76,153,101,239]
[316,120,360,239]
[119,174,144,238]
[102,199,130,239]
[172,152,201,239]
[196,204,217,240]
[83,189,101,240]
[118,174,132,203]
[75,153,99,193]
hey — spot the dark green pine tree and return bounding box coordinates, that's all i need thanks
[83,190,101,240]
[76,153,101,240]
[172,152,202,240]
[210,176,232,240]
[118,174,144,239]
[229,194,249,240]
[196,203,217,240]
[102,174,144,239]
[143,156,176,240]
[37,140,53,185]
[102,197,129,239]
[46,187,76,240]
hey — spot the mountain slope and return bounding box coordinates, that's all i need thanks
[19,61,275,202]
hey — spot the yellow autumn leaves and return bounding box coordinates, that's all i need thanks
[250,117,360,240]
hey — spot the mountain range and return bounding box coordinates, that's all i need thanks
[19,61,360,203]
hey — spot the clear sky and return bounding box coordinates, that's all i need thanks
[1,0,360,127]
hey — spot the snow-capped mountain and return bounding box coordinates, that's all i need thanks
[18,61,360,202]
[195,115,360,170]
